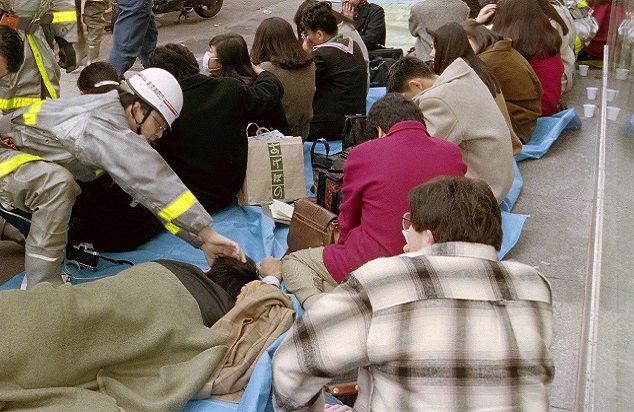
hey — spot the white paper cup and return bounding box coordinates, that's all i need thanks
[583,104,596,118]
[607,106,621,120]
[586,87,599,100]
[607,88,619,102]
[578,64,589,76]
[616,68,629,80]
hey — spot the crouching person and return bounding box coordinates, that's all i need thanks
[0,67,244,289]
[272,176,554,411]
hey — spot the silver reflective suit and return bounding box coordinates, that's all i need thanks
[0,0,77,111]
[0,91,211,287]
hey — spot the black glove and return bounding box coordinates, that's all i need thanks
[55,36,77,73]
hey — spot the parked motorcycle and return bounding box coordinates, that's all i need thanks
[109,0,224,27]
[153,0,224,19]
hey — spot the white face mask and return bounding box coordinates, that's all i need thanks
[202,51,211,75]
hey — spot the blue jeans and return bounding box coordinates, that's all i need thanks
[109,0,158,76]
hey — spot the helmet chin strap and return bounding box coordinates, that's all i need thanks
[133,105,152,135]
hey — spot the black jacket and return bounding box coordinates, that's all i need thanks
[156,73,284,214]
[355,3,386,51]
[307,39,368,142]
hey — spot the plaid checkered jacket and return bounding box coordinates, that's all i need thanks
[272,242,554,411]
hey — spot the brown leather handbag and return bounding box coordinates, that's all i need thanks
[287,198,339,253]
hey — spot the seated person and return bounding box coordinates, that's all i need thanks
[428,22,523,153]
[489,0,564,116]
[294,0,370,66]
[251,17,316,140]
[206,33,289,134]
[272,176,554,411]
[147,44,285,214]
[341,0,386,51]
[299,1,368,141]
[462,20,543,143]
[387,56,515,204]
[408,0,470,62]
[0,256,290,410]
[260,93,466,308]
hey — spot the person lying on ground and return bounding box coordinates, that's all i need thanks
[0,256,292,410]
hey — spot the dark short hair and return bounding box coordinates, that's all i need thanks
[366,93,424,135]
[386,56,435,93]
[77,62,121,94]
[294,0,348,38]
[301,1,338,36]
[409,177,502,250]
[147,43,199,81]
[0,26,24,73]
[206,256,259,301]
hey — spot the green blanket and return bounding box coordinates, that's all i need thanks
[0,262,227,411]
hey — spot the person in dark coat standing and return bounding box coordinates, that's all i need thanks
[147,44,284,214]
[342,1,386,51]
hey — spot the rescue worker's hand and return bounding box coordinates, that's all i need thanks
[199,226,246,265]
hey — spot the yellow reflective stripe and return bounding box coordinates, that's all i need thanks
[95,169,104,177]
[0,154,44,179]
[25,34,58,100]
[158,190,197,222]
[164,222,180,235]
[51,10,77,23]
[23,101,44,125]
[0,97,43,111]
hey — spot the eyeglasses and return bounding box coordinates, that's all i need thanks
[301,31,308,40]
[402,212,412,231]
[152,115,168,132]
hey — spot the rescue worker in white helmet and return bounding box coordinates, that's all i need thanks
[0,68,245,289]
[0,0,78,111]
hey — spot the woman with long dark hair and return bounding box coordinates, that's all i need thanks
[207,32,289,134]
[491,0,564,116]
[462,20,542,143]
[429,23,523,153]
[251,17,316,139]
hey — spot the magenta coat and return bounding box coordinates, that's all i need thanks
[322,120,467,282]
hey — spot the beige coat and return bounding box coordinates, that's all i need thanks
[197,281,295,403]
[414,58,515,204]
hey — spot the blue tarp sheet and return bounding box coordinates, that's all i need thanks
[0,105,581,411]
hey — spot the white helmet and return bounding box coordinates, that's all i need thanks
[127,68,183,129]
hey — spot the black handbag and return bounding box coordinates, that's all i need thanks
[369,56,397,88]
[342,114,370,150]
[368,47,404,60]
[310,139,347,214]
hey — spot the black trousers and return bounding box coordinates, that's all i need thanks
[69,175,164,252]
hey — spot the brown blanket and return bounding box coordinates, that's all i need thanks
[0,262,227,411]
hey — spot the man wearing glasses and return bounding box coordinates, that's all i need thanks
[272,176,554,411]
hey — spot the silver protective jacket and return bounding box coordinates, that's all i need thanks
[0,91,211,246]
